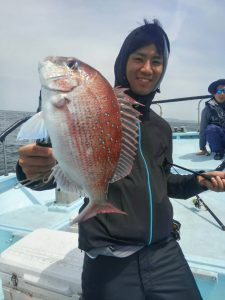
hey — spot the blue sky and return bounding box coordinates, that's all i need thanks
[0,0,224,120]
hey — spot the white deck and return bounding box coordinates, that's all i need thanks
[0,175,83,244]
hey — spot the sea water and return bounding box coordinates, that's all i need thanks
[0,110,34,175]
[0,110,198,176]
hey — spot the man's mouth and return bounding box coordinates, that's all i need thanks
[137,77,152,83]
[137,77,150,81]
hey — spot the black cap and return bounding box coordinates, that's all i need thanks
[208,79,225,94]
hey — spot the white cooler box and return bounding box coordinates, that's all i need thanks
[0,228,84,300]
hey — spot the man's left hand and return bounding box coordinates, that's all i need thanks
[197,171,225,192]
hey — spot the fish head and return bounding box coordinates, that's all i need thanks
[38,56,96,92]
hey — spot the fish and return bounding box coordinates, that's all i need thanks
[17,56,141,222]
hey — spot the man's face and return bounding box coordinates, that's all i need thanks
[126,44,163,96]
[214,85,225,104]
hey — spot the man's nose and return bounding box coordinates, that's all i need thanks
[141,60,153,73]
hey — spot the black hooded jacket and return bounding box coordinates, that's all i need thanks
[78,21,205,251]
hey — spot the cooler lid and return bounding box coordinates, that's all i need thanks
[0,229,83,296]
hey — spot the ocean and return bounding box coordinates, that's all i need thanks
[0,110,198,176]
[0,110,34,176]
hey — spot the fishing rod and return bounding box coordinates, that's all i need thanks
[0,116,31,143]
[215,160,225,171]
[193,195,225,231]
[166,162,212,181]
[168,161,225,231]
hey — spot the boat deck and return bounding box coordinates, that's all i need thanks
[0,175,83,252]
[171,134,225,300]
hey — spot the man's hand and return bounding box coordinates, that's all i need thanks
[18,143,56,180]
[197,171,225,192]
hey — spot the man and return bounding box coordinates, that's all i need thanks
[17,20,225,300]
[197,79,225,160]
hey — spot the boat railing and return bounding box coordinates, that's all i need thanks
[0,94,212,177]
[0,116,31,176]
[152,94,212,130]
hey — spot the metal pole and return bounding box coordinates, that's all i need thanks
[152,103,163,116]
[2,140,8,176]
[197,99,205,131]
[153,94,211,104]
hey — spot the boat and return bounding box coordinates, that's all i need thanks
[0,96,224,299]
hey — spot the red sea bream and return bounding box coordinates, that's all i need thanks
[17,56,141,222]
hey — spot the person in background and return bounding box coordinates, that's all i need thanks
[197,79,225,160]
[17,20,225,300]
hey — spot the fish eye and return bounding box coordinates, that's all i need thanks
[67,59,79,70]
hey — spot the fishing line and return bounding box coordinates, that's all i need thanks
[14,172,52,189]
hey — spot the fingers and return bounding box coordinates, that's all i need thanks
[18,144,56,179]
[19,157,55,179]
[18,144,52,157]
[18,153,55,169]
[197,171,225,192]
[209,176,225,192]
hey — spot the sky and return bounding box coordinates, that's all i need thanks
[0,0,224,121]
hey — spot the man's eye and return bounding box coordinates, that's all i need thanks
[152,59,162,65]
[134,57,143,63]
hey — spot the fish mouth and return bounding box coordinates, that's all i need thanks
[42,85,74,93]
[41,74,76,92]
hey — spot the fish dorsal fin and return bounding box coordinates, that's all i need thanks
[51,164,84,195]
[110,88,142,183]
[17,111,48,141]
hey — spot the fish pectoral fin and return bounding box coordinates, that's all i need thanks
[17,111,48,140]
[51,164,83,194]
[71,202,127,223]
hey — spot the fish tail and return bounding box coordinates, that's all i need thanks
[71,203,127,223]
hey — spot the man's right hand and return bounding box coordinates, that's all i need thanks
[18,143,56,180]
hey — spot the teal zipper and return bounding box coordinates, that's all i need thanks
[138,123,153,245]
